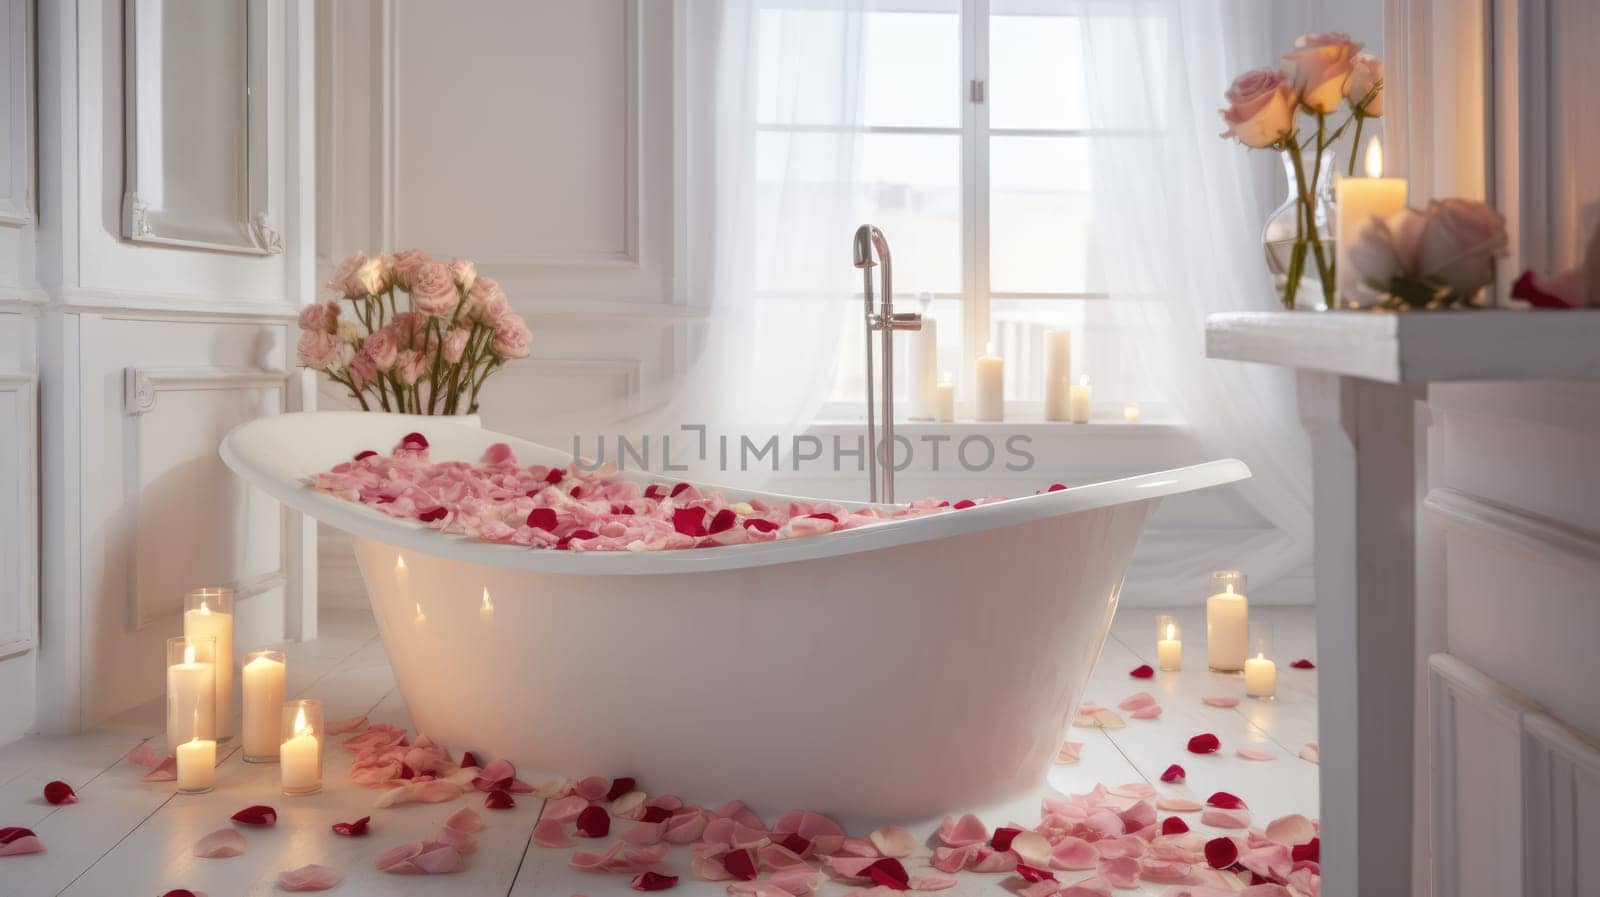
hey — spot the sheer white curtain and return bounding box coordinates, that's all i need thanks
[554,1,869,487]
[1078,0,1315,590]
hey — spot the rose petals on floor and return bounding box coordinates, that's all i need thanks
[376,841,466,875]
[1236,746,1277,761]
[230,805,277,826]
[331,816,371,837]
[1160,763,1186,783]
[1187,733,1222,754]
[1290,658,1316,669]
[0,827,45,856]
[43,781,77,805]
[1054,740,1083,764]
[140,755,177,782]
[1128,664,1155,679]
[1300,741,1321,764]
[1201,695,1241,708]
[276,864,344,891]
[192,828,247,858]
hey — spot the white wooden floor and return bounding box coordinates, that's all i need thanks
[0,605,1317,897]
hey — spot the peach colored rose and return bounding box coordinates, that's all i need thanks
[391,249,429,290]
[1284,32,1361,114]
[327,253,367,299]
[395,349,428,385]
[364,326,400,372]
[491,313,532,359]
[297,330,344,373]
[336,319,360,344]
[410,261,460,316]
[1416,199,1507,296]
[298,302,338,333]
[1219,69,1296,148]
[1347,53,1383,117]
[392,311,427,349]
[348,350,377,388]
[355,255,390,295]
[449,258,477,292]
[443,328,470,364]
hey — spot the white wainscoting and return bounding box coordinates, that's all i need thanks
[0,369,37,661]
[1522,713,1600,897]
[0,0,33,228]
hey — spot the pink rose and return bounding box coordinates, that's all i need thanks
[327,253,367,299]
[392,311,427,349]
[1416,199,1508,296]
[395,350,428,386]
[1347,53,1383,117]
[364,326,400,371]
[443,328,470,364]
[297,330,345,373]
[449,258,477,292]
[391,250,429,290]
[491,313,532,359]
[1283,32,1361,114]
[348,350,377,388]
[1219,69,1296,148]
[410,261,460,316]
[298,302,333,333]
[355,255,390,295]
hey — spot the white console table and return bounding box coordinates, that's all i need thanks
[1205,310,1600,897]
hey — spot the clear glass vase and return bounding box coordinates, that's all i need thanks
[1262,151,1338,310]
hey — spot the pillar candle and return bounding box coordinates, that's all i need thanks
[281,704,322,795]
[1245,653,1277,697]
[1336,137,1408,308]
[241,650,286,761]
[176,735,216,793]
[933,375,955,423]
[1157,619,1182,672]
[1206,580,1249,671]
[1068,375,1091,423]
[166,641,215,749]
[184,594,234,742]
[975,347,1004,422]
[1123,402,1141,423]
[1043,329,1071,421]
[907,315,938,420]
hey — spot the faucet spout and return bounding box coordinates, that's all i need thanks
[852,224,918,504]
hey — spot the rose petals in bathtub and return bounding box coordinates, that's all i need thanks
[1201,696,1240,708]
[276,864,344,891]
[744,518,780,533]
[332,816,371,837]
[863,857,911,890]
[1236,746,1276,761]
[141,755,178,782]
[43,781,76,805]
[1128,664,1155,679]
[1057,881,1113,897]
[485,790,515,810]
[1290,658,1315,669]
[572,776,609,802]
[1204,837,1239,869]
[673,507,707,537]
[575,805,611,838]
[231,805,277,827]
[526,508,559,531]
[193,828,247,858]
[937,813,987,848]
[417,506,448,522]
[722,848,758,881]
[708,509,738,534]
[631,871,679,891]
[1160,764,1186,783]
[399,432,429,451]
[1055,740,1083,764]
[327,715,368,735]
[989,827,1021,852]
[870,826,919,858]
[1186,733,1221,754]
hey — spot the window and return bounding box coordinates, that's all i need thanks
[756,0,1159,420]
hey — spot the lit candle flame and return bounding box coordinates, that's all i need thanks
[415,602,425,623]
[1165,622,1176,641]
[1225,584,1235,595]
[1256,652,1267,662]
[293,705,310,737]
[183,643,196,665]
[1364,136,1384,178]
[396,556,407,572]
[199,600,210,615]
[481,588,493,612]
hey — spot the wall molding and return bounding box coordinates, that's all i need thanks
[53,287,301,322]
[378,0,643,269]
[124,366,292,416]
[1522,712,1600,897]
[1424,486,1600,570]
[0,369,37,660]
[0,0,34,227]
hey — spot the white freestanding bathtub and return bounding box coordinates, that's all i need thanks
[222,412,1248,825]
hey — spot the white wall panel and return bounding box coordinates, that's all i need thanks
[1523,713,1600,897]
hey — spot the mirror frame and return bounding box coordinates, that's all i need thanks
[120,0,280,255]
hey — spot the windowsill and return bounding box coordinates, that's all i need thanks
[807,418,1185,435]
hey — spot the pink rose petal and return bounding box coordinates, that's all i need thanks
[443,807,483,834]
[631,870,679,891]
[1117,692,1157,711]
[1200,808,1252,829]
[1235,746,1277,761]
[485,789,515,810]
[1050,836,1098,871]
[1201,696,1240,708]
[1157,797,1204,812]
[140,755,178,782]
[908,874,959,891]
[414,843,466,874]
[1055,741,1083,764]
[1299,741,1320,764]
[1059,880,1112,897]
[937,813,988,848]
[276,864,344,891]
[1010,830,1051,867]
[1264,813,1316,847]
[126,743,160,769]
[532,818,573,847]
[870,825,919,858]
[931,845,978,873]
[1097,855,1141,889]
[434,825,478,855]
[0,828,44,856]
[1131,704,1164,720]
[193,828,247,858]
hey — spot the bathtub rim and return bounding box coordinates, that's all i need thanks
[221,411,1250,577]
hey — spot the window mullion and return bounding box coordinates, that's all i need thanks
[960,0,990,411]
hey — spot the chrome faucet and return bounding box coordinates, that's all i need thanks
[852,225,921,503]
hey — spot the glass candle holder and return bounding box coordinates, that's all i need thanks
[241,649,286,763]
[1244,621,1277,699]
[280,699,324,795]
[175,730,216,794]
[1156,615,1182,671]
[184,587,235,742]
[1206,569,1249,672]
[166,635,216,750]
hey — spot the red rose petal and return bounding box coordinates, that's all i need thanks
[0,826,37,844]
[1187,733,1221,754]
[612,503,635,516]
[632,871,679,891]
[1206,791,1248,810]
[953,499,976,510]
[722,848,758,881]
[743,518,779,533]
[354,450,377,460]
[161,891,200,897]
[639,805,671,824]
[398,762,415,780]
[990,826,1021,851]
[526,508,558,531]
[606,777,636,802]
[43,780,77,805]
[670,482,692,497]
[417,507,447,522]
[460,751,481,769]
[1204,837,1239,869]
[1292,837,1320,862]
[644,485,663,500]
[231,805,277,826]
[1160,764,1186,783]
[331,816,371,837]
[545,468,566,485]
[1291,658,1316,669]
[865,857,911,890]
[806,513,838,523]
[1161,816,1189,835]
[672,507,706,537]
[399,432,429,451]
[1047,483,1068,492]
[779,833,810,855]
[707,509,737,534]
[1016,864,1056,883]
[1129,664,1155,679]
[575,804,611,838]
[484,789,514,809]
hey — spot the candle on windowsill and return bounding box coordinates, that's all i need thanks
[1335,137,1408,308]
[184,587,234,742]
[1043,329,1071,421]
[241,649,286,763]
[933,373,955,423]
[1244,621,1276,698]
[975,345,1004,422]
[907,306,938,420]
[280,699,324,795]
[167,636,216,752]
[1206,570,1249,672]
[1069,375,1092,423]
[1124,402,1141,423]
[1156,615,1182,671]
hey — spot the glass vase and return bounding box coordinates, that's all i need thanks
[1262,150,1338,310]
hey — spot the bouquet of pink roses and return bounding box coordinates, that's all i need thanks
[298,251,532,415]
